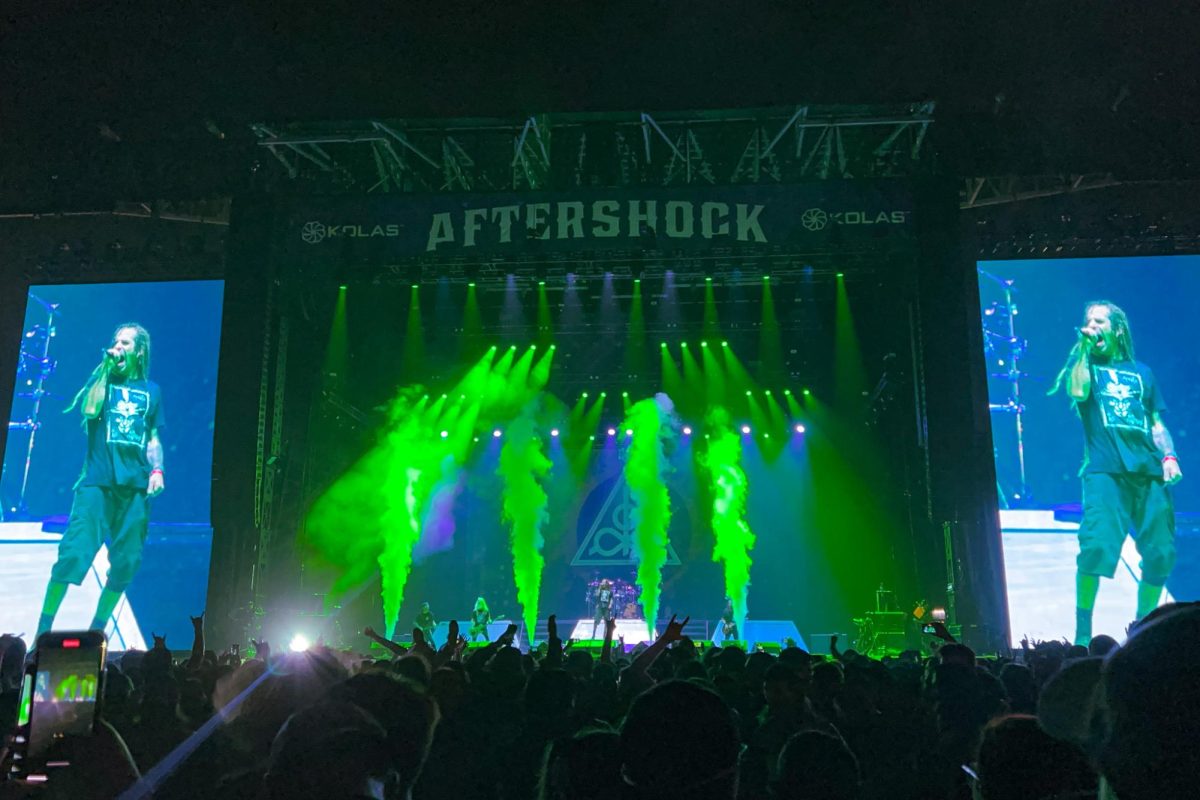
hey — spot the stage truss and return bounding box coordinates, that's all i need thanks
[251,103,936,194]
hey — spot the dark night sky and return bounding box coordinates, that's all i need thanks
[2,2,1198,208]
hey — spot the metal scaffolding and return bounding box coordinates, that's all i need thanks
[251,103,937,193]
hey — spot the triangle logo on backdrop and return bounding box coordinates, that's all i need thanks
[571,474,681,567]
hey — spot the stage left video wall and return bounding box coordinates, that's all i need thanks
[0,280,224,650]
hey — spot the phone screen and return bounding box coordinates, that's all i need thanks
[25,633,106,763]
[922,624,938,634]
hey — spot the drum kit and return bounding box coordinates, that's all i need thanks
[585,575,640,619]
[4,295,59,520]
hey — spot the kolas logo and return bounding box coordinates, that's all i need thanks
[800,208,909,232]
[300,221,401,244]
[801,208,828,231]
[301,221,326,244]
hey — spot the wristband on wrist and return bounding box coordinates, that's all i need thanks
[1162,455,1178,464]
[150,468,164,476]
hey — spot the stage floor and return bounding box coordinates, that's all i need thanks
[1000,509,1173,646]
[0,521,146,650]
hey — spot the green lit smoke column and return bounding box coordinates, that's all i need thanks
[701,407,755,635]
[497,411,552,641]
[622,393,676,637]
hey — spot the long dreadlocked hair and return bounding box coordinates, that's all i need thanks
[1048,301,1135,397]
[64,323,152,415]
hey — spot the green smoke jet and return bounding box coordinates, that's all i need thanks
[701,407,755,635]
[305,388,444,635]
[497,411,552,640]
[622,394,675,636]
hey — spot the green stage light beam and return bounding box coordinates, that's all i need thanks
[746,390,769,439]
[660,345,683,410]
[536,281,553,348]
[701,407,755,637]
[454,346,500,409]
[463,282,484,356]
[703,277,720,340]
[766,390,788,432]
[680,342,704,401]
[498,412,552,642]
[568,393,606,478]
[530,344,556,390]
[403,284,426,377]
[323,285,349,394]
[700,339,727,407]
[717,341,756,400]
[626,278,647,380]
[622,396,673,636]
[835,273,867,402]
[759,277,784,384]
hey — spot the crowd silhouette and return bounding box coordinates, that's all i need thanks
[1,603,1198,799]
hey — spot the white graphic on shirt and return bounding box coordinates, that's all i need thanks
[106,385,151,447]
[1094,367,1147,431]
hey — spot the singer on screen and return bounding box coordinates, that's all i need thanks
[1050,302,1182,645]
[35,323,165,640]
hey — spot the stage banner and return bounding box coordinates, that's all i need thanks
[277,181,914,264]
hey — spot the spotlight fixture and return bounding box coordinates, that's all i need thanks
[440,430,449,438]
[473,436,480,442]
[600,391,607,397]
[468,282,476,287]
[538,280,546,286]
[784,389,792,395]
[682,426,693,435]
[721,341,728,347]
[741,425,751,434]
[681,342,689,348]
[607,428,617,436]
[836,272,844,278]
[582,392,589,398]
[763,275,770,281]
[745,390,752,396]
[803,389,811,396]
[705,276,713,282]
[492,429,502,438]
[625,428,633,436]
[411,284,418,290]
[622,391,629,398]
[289,633,311,653]
[794,424,806,434]
[589,435,596,441]
[701,341,708,348]
[550,429,560,437]
[660,342,667,348]
[338,284,347,290]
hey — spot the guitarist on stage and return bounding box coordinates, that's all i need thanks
[469,596,492,641]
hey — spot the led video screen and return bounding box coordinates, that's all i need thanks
[978,256,1198,644]
[0,281,224,650]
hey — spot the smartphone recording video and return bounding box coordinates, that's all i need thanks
[17,631,107,770]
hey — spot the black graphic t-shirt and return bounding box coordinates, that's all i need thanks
[79,377,164,489]
[596,587,613,611]
[1077,360,1163,476]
